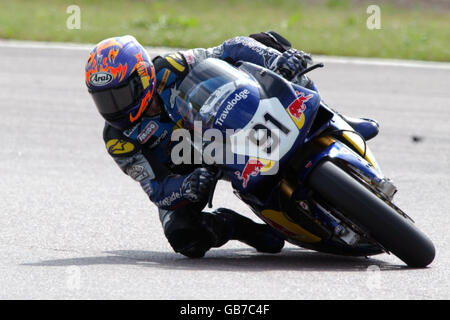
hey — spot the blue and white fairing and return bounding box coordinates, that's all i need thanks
[170,58,321,193]
[171,58,260,130]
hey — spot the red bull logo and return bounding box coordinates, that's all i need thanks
[235,159,265,188]
[288,93,313,120]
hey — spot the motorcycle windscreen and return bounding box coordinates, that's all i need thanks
[174,58,257,129]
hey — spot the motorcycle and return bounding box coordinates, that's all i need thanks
[168,57,435,268]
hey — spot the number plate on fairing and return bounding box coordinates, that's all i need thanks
[229,97,299,161]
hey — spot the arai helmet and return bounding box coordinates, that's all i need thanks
[85,35,156,130]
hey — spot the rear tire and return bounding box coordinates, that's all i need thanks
[307,161,435,267]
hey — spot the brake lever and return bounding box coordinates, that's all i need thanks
[296,62,324,78]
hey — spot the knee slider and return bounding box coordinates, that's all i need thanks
[167,228,212,258]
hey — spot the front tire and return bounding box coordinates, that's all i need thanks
[307,160,435,267]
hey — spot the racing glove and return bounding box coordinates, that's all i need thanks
[181,168,216,203]
[269,48,313,80]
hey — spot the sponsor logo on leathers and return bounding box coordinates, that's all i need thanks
[155,191,182,208]
[149,130,169,149]
[106,139,135,155]
[126,164,149,182]
[137,121,159,144]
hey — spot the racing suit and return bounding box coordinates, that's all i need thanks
[103,32,307,258]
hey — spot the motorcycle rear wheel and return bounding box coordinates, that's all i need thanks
[307,160,435,268]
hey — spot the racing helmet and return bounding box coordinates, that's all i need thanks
[85,35,156,130]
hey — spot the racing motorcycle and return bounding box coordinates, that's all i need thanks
[168,57,435,268]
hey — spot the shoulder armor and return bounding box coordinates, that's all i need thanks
[153,52,189,95]
[154,52,189,77]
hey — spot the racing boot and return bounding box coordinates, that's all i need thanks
[340,115,380,141]
[205,208,285,254]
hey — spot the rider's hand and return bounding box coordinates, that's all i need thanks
[269,49,313,80]
[181,168,216,202]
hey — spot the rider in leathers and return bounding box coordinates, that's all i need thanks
[86,31,379,258]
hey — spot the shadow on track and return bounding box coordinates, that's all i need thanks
[22,247,406,272]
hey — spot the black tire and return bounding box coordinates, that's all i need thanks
[307,160,435,267]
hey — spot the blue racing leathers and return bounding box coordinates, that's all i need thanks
[103,36,291,211]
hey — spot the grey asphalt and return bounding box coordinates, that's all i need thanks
[0,42,449,300]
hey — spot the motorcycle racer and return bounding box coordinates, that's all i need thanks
[85,32,379,258]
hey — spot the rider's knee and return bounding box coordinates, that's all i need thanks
[167,228,212,258]
[159,206,214,258]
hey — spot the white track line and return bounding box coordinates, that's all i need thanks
[1,39,449,70]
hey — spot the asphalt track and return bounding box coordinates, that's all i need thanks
[0,40,449,300]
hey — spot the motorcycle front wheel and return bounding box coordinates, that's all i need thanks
[307,160,435,268]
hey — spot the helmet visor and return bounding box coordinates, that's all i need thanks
[90,71,144,116]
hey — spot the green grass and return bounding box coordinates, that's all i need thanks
[0,0,449,61]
